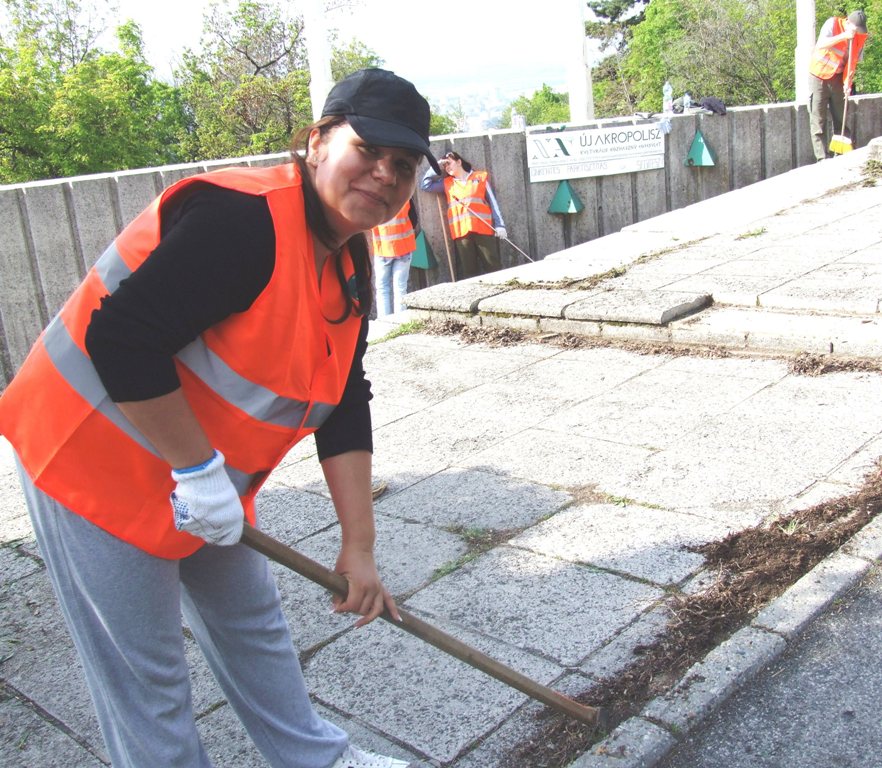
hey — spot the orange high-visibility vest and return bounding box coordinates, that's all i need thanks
[0,164,362,559]
[444,172,494,239]
[810,17,867,82]
[371,201,416,258]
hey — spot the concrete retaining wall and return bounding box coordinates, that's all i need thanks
[1,96,881,386]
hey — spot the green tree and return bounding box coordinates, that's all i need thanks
[429,107,458,136]
[0,1,188,182]
[499,84,570,128]
[175,0,312,161]
[330,35,382,81]
[589,0,882,116]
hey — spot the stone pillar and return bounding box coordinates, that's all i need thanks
[795,0,816,104]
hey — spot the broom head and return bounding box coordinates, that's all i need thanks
[829,134,853,155]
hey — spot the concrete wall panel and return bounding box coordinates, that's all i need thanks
[21,185,83,319]
[0,189,45,379]
[763,104,794,179]
[730,107,764,189]
[68,176,120,268]
[598,172,635,237]
[115,170,160,228]
[1,96,881,386]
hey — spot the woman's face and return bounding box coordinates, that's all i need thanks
[308,123,419,242]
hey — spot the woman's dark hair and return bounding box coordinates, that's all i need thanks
[443,150,472,173]
[290,116,373,322]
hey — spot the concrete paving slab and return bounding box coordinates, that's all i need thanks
[542,363,778,451]
[0,693,105,767]
[761,262,882,314]
[269,515,468,651]
[0,544,41,588]
[656,353,787,381]
[403,282,509,313]
[510,503,731,586]
[840,245,882,266]
[701,257,819,280]
[564,290,711,325]
[669,305,882,356]
[663,273,789,306]
[461,427,654,491]
[255,484,339,543]
[826,434,882,487]
[579,606,670,682]
[602,373,882,517]
[405,547,664,667]
[477,288,598,318]
[305,616,564,763]
[742,244,840,265]
[196,703,264,767]
[0,575,104,753]
[776,229,882,257]
[375,467,571,530]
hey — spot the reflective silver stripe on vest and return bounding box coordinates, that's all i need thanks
[43,315,163,458]
[304,402,336,429]
[376,230,414,243]
[43,316,256,495]
[176,341,316,429]
[95,241,133,294]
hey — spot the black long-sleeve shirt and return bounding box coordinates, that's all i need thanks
[84,184,372,460]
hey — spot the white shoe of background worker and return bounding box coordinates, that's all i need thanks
[420,150,507,279]
[809,9,868,162]
[370,196,419,315]
[0,68,440,768]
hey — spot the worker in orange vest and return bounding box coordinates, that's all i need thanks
[420,150,507,279]
[809,9,869,161]
[0,69,439,768]
[370,197,419,315]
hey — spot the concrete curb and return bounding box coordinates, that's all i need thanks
[567,514,882,767]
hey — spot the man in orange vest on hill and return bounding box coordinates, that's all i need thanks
[809,9,869,162]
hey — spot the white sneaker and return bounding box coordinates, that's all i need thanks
[328,745,409,768]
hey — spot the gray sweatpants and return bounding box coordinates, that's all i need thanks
[18,460,348,768]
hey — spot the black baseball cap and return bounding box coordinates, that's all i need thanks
[848,10,868,33]
[322,68,441,173]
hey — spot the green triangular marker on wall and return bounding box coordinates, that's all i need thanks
[686,129,716,166]
[547,180,585,214]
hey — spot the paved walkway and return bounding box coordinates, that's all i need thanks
[2,142,882,767]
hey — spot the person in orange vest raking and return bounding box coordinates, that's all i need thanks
[370,196,419,316]
[420,150,507,279]
[0,68,442,768]
[809,9,869,162]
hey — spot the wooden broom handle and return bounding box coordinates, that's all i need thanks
[241,524,605,729]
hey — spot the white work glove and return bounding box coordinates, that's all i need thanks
[170,450,243,545]
[495,226,508,239]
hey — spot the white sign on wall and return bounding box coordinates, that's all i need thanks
[527,124,666,182]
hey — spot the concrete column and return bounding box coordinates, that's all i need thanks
[304,0,333,121]
[567,0,594,122]
[795,0,816,104]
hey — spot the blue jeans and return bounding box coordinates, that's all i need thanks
[374,253,412,316]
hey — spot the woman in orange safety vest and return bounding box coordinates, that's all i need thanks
[370,197,418,315]
[420,150,508,280]
[0,69,441,768]
[809,10,869,161]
